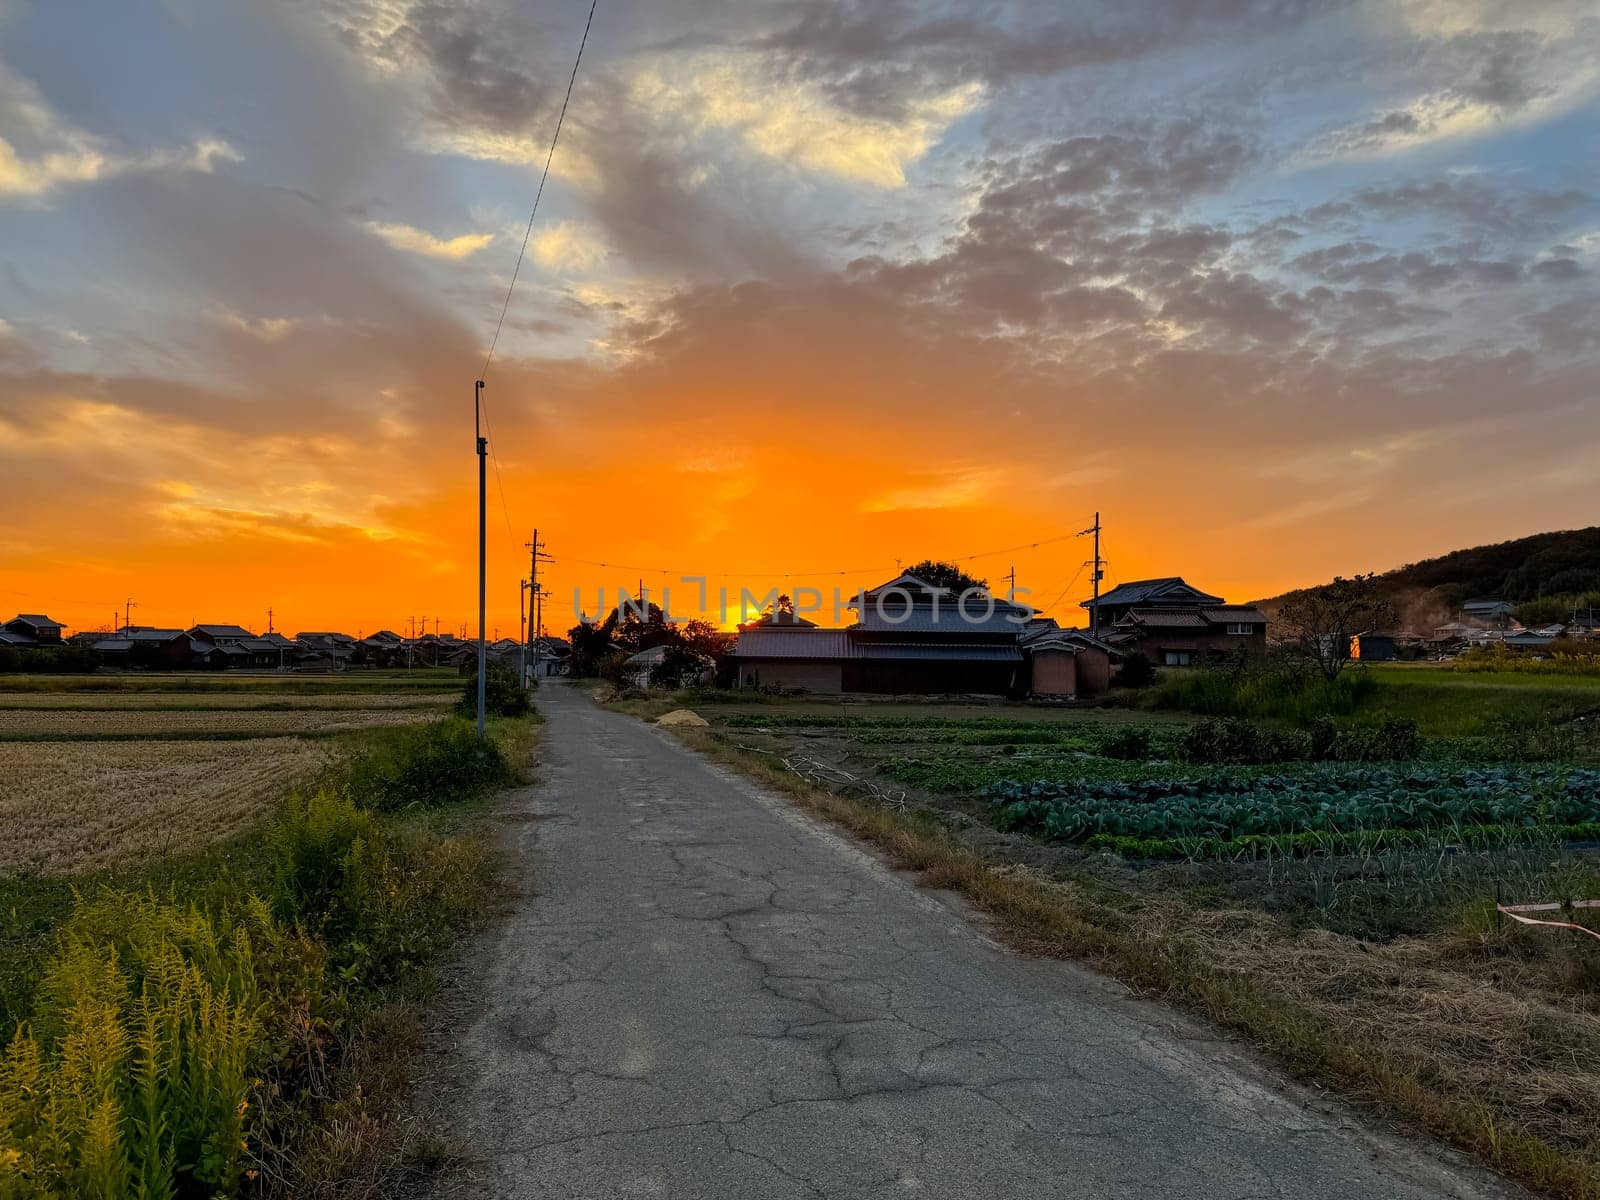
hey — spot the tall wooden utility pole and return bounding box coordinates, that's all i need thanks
[525,529,552,684]
[474,380,487,740]
[519,577,530,685]
[1079,513,1104,634]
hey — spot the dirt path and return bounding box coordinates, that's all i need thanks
[412,684,1521,1199]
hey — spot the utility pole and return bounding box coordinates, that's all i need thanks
[123,597,136,633]
[267,607,274,634]
[525,529,552,685]
[1003,565,1017,602]
[1078,512,1104,634]
[475,379,487,741]
[519,578,530,685]
[534,586,549,671]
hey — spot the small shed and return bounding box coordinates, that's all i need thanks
[1021,628,1118,700]
[1350,632,1398,662]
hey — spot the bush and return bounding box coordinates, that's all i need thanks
[1110,651,1155,689]
[648,644,709,690]
[1335,718,1422,762]
[0,645,98,674]
[1182,715,1422,765]
[344,719,516,812]
[267,790,491,989]
[456,659,531,718]
[1099,727,1154,760]
[1180,718,1310,765]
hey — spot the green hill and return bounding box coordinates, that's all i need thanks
[1382,526,1600,602]
[1260,526,1600,629]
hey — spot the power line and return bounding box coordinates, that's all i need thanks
[480,0,599,382]
[471,0,599,559]
[552,528,1089,582]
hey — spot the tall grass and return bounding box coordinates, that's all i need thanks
[1454,645,1600,676]
[0,716,521,1198]
[1152,663,1373,722]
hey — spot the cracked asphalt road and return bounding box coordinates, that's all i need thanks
[415,684,1519,1199]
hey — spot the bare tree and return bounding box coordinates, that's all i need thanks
[1276,574,1395,681]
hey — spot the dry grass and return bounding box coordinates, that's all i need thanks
[0,738,336,875]
[677,728,1600,1200]
[0,707,446,739]
[0,691,456,710]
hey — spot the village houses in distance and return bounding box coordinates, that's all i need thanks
[7,563,1592,702]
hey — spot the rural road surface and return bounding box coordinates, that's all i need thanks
[415,684,1517,1199]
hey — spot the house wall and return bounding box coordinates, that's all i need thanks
[1130,628,1265,665]
[1076,647,1111,695]
[740,661,843,694]
[842,660,1016,696]
[1031,650,1077,697]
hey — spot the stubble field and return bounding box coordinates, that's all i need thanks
[0,672,460,874]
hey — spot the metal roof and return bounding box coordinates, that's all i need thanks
[92,638,135,651]
[734,630,853,660]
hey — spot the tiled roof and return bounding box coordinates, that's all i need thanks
[1024,627,1121,654]
[1203,607,1268,624]
[191,624,254,638]
[853,606,1030,634]
[1084,578,1224,608]
[92,638,135,651]
[11,614,63,627]
[1120,610,1209,628]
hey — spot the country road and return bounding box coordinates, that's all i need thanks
[414,683,1519,1200]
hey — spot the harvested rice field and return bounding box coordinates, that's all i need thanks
[0,707,449,740]
[0,737,335,875]
[0,690,456,710]
[0,670,460,874]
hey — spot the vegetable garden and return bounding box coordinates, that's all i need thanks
[987,766,1600,859]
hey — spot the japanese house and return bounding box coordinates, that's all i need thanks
[1081,577,1268,666]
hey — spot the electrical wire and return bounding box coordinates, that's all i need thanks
[474,0,599,543]
[550,526,1090,583]
[480,0,598,381]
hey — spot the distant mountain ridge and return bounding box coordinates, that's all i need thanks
[1259,526,1600,628]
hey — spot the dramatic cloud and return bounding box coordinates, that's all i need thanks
[1,0,1597,633]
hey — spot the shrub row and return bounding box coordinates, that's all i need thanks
[1152,663,1374,722]
[0,717,517,1198]
[1179,716,1422,765]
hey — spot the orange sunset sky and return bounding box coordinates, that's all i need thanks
[2,1,1597,638]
